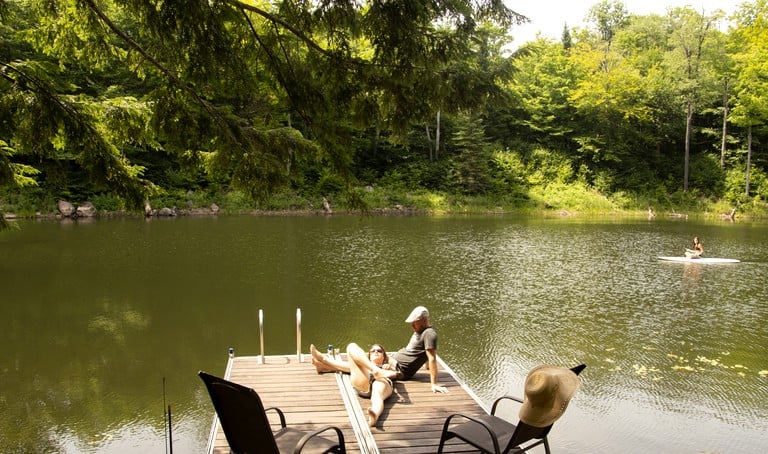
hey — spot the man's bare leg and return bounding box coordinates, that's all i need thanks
[309,344,351,374]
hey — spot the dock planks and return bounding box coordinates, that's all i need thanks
[204,353,490,453]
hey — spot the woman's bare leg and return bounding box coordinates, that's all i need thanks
[346,342,396,426]
[346,343,375,391]
[347,343,397,380]
[367,379,393,427]
[346,343,398,381]
[310,344,351,374]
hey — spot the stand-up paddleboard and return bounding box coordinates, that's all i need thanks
[658,256,740,263]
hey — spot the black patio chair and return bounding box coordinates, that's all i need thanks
[198,371,346,454]
[437,364,586,454]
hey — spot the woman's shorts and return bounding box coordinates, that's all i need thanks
[356,373,393,398]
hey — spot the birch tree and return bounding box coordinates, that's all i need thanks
[730,0,768,196]
[664,6,725,191]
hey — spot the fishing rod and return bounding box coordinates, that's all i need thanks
[163,377,173,454]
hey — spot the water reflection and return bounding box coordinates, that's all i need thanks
[0,216,766,453]
[680,262,702,302]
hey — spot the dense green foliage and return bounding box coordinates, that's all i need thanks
[1,0,767,220]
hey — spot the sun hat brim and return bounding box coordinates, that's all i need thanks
[518,365,581,427]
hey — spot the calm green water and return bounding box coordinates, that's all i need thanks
[1,215,766,453]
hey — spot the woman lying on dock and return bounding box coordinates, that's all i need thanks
[310,343,395,427]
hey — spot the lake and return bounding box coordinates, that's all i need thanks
[1,214,766,453]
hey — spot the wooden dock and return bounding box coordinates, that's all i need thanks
[204,353,492,453]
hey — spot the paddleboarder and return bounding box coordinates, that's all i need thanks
[685,236,704,258]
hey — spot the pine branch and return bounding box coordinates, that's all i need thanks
[80,0,241,147]
[227,0,336,58]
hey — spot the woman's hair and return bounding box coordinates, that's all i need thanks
[368,344,389,365]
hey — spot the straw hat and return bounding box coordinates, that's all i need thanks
[518,365,581,428]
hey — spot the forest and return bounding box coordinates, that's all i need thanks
[1,0,767,224]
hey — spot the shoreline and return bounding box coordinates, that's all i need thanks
[3,206,762,222]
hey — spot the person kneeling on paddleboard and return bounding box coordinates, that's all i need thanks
[685,236,704,259]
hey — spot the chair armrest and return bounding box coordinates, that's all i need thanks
[490,395,523,415]
[441,413,502,454]
[263,406,287,428]
[293,425,346,454]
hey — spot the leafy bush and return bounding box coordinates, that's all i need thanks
[724,167,748,203]
[315,171,345,196]
[353,186,392,209]
[0,187,55,215]
[220,190,254,212]
[149,189,185,209]
[407,160,449,190]
[91,193,125,212]
[490,148,527,194]
[665,189,710,213]
[753,167,768,200]
[406,189,450,211]
[591,168,616,194]
[529,181,616,212]
[608,190,634,209]
[260,190,310,211]
[379,168,410,191]
[689,153,725,196]
[525,147,574,186]
[721,166,768,216]
[447,148,493,195]
[342,187,370,212]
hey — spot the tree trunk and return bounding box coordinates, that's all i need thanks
[746,124,752,196]
[435,110,441,161]
[287,113,293,173]
[425,124,433,162]
[684,100,693,192]
[720,81,728,168]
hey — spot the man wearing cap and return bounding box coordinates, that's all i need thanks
[374,306,449,393]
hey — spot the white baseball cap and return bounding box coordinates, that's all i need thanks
[405,306,429,323]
